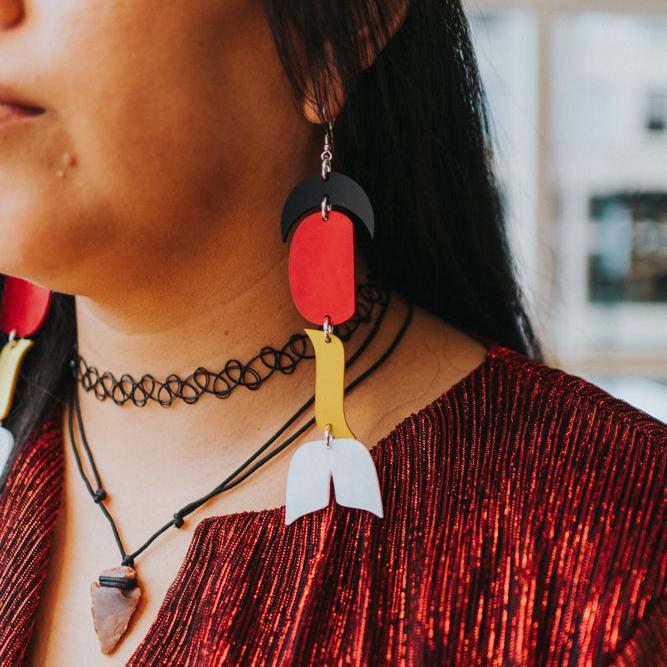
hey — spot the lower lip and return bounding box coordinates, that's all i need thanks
[0,102,46,129]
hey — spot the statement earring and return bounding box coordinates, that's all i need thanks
[0,277,53,466]
[281,116,383,525]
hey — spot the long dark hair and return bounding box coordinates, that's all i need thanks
[0,0,542,491]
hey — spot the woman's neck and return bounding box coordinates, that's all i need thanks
[68,208,378,530]
[74,247,301,382]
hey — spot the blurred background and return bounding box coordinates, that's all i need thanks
[464,0,667,422]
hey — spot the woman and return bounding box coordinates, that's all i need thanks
[0,0,664,665]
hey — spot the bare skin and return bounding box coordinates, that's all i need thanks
[0,1,488,664]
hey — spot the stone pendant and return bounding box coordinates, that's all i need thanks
[90,565,142,654]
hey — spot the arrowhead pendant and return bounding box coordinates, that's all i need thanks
[90,565,142,654]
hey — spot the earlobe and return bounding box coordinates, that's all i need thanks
[303,95,342,126]
[302,69,346,125]
[302,99,321,125]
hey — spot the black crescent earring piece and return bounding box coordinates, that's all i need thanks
[280,172,375,242]
[280,112,375,242]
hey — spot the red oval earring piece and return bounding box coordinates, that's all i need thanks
[0,277,53,337]
[287,210,355,325]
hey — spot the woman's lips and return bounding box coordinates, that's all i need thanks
[0,101,46,128]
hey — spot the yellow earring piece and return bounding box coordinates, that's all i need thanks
[304,328,355,439]
[0,337,33,422]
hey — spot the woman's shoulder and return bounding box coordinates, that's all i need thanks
[383,331,666,456]
[482,341,666,446]
[387,339,665,663]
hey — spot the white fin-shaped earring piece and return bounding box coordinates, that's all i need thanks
[0,424,13,472]
[284,329,384,525]
[284,431,383,525]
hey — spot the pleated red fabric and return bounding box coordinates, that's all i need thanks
[0,342,665,666]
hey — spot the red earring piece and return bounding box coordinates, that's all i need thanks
[287,210,356,325]
[0,277,52,337]
[0,277,53,465]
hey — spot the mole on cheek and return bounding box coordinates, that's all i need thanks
[56,152,78,178]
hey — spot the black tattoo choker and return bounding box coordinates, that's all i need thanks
[70,278,389,407]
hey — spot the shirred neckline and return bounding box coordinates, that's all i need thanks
[2,338,508,665]
[2,338,663,666]
[125,339,506,663]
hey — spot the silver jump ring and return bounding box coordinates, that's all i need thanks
[324,423,333,448]
[322,316,333,342]
[321,194,331,220]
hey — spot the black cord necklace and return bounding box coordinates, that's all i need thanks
[70,293,414,652]
[68,292,413,568]
[70,279,389,407]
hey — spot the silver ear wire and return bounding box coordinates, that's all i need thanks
[320,125,334,181]
[320,105,335,181]
[321,194,331,221]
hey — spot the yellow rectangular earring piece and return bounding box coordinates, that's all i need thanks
[0,335,34,465]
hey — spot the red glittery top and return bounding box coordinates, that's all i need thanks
[0,342,665,666]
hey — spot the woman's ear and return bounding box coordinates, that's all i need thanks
[302,0,410,124]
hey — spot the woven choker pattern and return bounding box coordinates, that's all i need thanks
[70,278,389,407]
